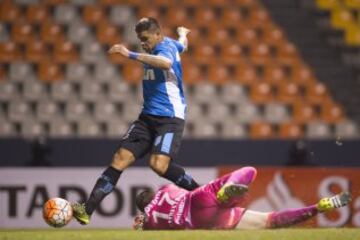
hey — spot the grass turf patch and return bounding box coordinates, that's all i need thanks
[0,228,359,240]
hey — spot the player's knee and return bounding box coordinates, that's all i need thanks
[149,155,170,175]
[111,148,135,170]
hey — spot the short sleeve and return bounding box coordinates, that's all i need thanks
[174,40,185,53]
[155,46,174,63]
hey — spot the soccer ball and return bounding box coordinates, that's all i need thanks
[43,197,73,228]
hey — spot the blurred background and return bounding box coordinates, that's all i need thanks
[0,0,360,228]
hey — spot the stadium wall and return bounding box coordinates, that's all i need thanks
[1,139,360,167]
[1,167,359,228]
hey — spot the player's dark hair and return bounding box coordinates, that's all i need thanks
[135,189,155,212]
[135,17,161,34]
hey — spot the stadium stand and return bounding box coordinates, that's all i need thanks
[0,0,359,140]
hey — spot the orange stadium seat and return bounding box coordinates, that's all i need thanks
[236,26,258,46]
[25,41,50,63]
[0,1,21,23]
[53,41,78,63]
[249,42,271,65]
[43,0,67,6]
[96,21,122,45]
[26,4,49,24]
[193,43,217,64]
[208,0,230,7]
[292,101,318,123]
[221,7,244,27]
[250,82,274,104]
[276,82,301,104]
[262,24,287,46]
[305,82,331,105]
[316,0,340,10]
[40,22,64,44]
[11,22,36,44]
[182,62,203,85]
[250,122,275,139]
[83,5,105,25]
[207,64,231,84]
[234,0,259,7]
[122,61,143,84]
[208,25,233,45]
[234,62,258,85]
[290,63,317,86]
[194,7,217,27]
[221,42,244,64]
[276,42,299,65]
[137,6,162,20]
[248,8,271,28]
[0,42,22,63]
[320,101,344,123]
[279,122,303,139]
[98,0,123,6]
[165,7,193,29]
[38,62,63,82]
[181,0,202,8]
[262,64,288,85]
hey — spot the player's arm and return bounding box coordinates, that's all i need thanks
[177,26,190,52]
[108,44,172,70]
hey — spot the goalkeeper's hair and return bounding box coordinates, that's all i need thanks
[135,17,161,34]
[135,189,155,212]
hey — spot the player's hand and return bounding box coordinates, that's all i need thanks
[133,213,146,230]
[108,44,130,57]
[177,27,190,37]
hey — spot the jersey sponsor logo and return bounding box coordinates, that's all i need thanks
[144,69,155,81]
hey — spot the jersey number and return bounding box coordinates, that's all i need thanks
[144,69,155,80]
[152,192,176,223]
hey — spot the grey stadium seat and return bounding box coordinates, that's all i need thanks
[220,121,248,139]
[80,41,106,64]
[36,101,61,122]
[206,102,231,122]
[0,23,9,42]
[64,100,91,121]
[234,102,261,123]
[51,82,76,101]
[192,83,218,103]
[306,122,333,139]
[65,63,91,82]
[192,121,218,138]
[94,100,119,122]
[8,100,33,122]
[54,4,78,25]
[21,119,44,138]
[0,119,17,137]
[264,103,290,124]
[335,120,360,139]
[79,81,105,102]
[23,80,48,101]
[220,83,248,104]
[122,102,142,122]
[0,82,20,101]
[106,119,129,138]
[49,119,74,137]
[77,118,102,137]
[110,6,136,26]
[186,102,204,122]
[67,21,94,44]
[94,62,121,82]
[108,80,133,102]
[9,62,35,82]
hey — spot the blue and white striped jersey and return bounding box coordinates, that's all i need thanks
[141,37,186,119]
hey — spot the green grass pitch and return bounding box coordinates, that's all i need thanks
[1,229,359,240]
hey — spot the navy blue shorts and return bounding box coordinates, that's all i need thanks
[119,114,185,160]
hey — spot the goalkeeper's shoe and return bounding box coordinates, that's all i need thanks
[317,192,352,212]
[216,183,248,203]
[72,203,90,225]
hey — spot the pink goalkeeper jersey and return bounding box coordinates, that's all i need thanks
[143,185,191,230]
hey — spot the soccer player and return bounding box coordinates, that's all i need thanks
[72,17,199,225]
[133,166,352,230]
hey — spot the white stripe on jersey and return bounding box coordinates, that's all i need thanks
[164,68,185,119]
